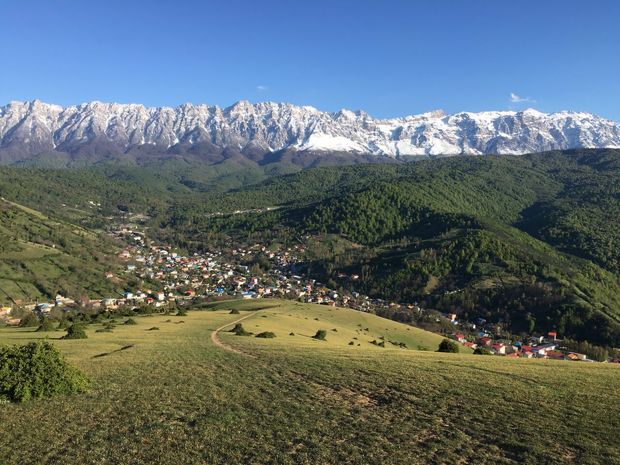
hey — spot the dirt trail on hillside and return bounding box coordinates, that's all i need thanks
[211,313,256,357]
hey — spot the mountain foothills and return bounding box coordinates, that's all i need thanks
[0,148,619,349]
[1,100,620,165]
[0,198,127,303]
[159,149,620,347]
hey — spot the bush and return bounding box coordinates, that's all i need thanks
[62,324,87,340]
[124,318,138,325]
[473,347,492,355]
[19,313,40,328]
[36,319,56,332]
[96,323,115,333]
[437,339,460,353]
[0,342,89,402]
[312,329,327,341]
[176,308,188,317]
[230,323,251,336]
[256,331,276,338]
[229,309,240,315]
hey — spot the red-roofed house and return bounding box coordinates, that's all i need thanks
[491,343,506,355]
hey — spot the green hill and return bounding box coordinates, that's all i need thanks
[0,199,126,304]
[170,150,620,346]
[207,299,447,351]
[0,302,617,465]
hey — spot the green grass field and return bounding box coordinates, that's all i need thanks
[0,299,618,465]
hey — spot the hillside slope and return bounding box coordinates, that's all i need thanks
[0,304,618,465]
[0,199,126,304]
[172,150,620,346]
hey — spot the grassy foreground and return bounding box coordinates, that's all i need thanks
[0,300,618,465]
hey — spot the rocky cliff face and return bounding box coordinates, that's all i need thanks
[1,100,619,162]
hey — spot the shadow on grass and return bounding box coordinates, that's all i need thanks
[92,344,135,359]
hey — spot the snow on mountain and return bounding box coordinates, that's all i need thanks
[1,99,619,159]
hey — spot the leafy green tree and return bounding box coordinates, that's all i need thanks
[437,339,460,353]
[0,342,89,402]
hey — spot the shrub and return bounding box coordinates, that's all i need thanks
[96,323,115,333]
[230,323,251,336]
[0,342,89,402]
[124,318,138,325]
[312,329,327,341]
[62,324,87,340]
[289,332,295,336]
[19,313,40,328]
[256,331,276,338]
[473,347,492,355]
[36,319,56,332]
[176,308,188,317]
[229,309,240,314]
[437,339,460,353]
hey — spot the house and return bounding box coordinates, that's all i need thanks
[463,341,477,350]
[521,351,534,358]
[491,343,506,355]
[531,347,548,358]
[35,303,51,314]
[454,332,466,343]
[546,350,566,360]
[529,335,544,344]
[479,337,493,347]
[547,331,558,341]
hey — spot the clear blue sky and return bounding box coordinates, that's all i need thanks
[1,0,619,120]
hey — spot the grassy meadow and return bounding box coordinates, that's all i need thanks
[0,299,618,465]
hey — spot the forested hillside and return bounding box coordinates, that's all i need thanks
[160,150,620,346]
[0,149,619,345]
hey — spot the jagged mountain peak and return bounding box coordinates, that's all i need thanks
[1,100,619,161]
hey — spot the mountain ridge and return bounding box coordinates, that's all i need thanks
[2,100,620,163]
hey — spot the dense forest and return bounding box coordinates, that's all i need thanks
[0,149,619,346]
[153,150,620,346]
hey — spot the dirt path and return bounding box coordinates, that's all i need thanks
[211,312,256,356]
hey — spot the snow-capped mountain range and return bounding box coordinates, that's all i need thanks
[1,100,619,161]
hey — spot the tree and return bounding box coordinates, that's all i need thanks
[62,324,87,340]
[0,342,89,402]
[437,338,459,353]
[36,318,56,332]
[19,312,41,328]
[473,347,492,355]
[230,323,251,336]
[312,329,327,341]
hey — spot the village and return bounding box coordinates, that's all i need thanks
[0,227,611,363]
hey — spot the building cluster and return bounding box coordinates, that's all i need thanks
[0,227,615,363]
[449,321,592,362]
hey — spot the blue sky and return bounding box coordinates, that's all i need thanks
[1,0,619,120]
